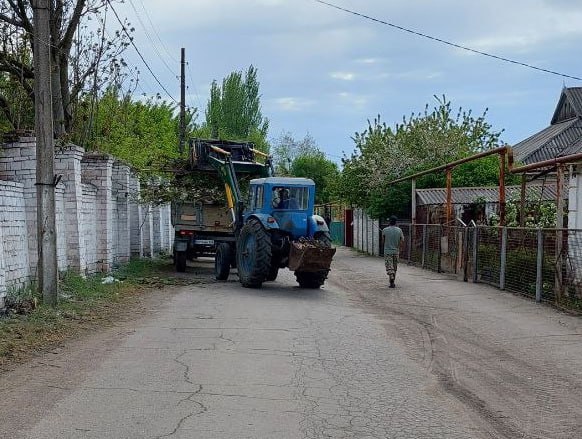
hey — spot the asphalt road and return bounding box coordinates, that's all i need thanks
[2,248,582,438]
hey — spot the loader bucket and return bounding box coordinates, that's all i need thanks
[288,240,336,272]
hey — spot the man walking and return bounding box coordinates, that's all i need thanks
[382,216,405,288]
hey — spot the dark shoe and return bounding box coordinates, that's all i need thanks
[389,280,395,288]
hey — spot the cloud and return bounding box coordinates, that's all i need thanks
[331,72,355,81]
[269,97,316,112]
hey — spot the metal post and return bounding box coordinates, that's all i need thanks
[500,227,507,290]
[555,164,564,300]
[446,168,452,225]
[408,224,412,263]
[519,174,526,227]
[499,151,506,226]
[472,226,479,283]
[411,178,417,224]
[422,224,427,268]
[437,225,442,273]
[536,229,543,303]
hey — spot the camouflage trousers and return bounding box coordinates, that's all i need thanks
[384,254,399,279]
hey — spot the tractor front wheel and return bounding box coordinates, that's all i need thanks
[295,232,332,289]
[236,219,272,288]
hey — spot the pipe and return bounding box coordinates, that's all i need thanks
[388,146,511,185]
[510,151,582,174]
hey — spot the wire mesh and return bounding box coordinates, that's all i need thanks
[352,220,582,312]
[503,228,540,298]
[476,227,502,287]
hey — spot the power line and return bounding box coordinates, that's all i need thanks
[126,0,178,77]
[106,0,178,103]
[314,0,582,82]
[136,0,178,63]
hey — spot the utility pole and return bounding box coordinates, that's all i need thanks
[32,0,58,306]
[179,47,186,155]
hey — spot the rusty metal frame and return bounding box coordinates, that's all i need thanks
[388,146,511,225]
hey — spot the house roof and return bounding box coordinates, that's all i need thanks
[513,87,582,164]
[551,87,582,124]
[416,184,561,206]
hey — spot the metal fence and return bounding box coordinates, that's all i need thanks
[390,224,582,311]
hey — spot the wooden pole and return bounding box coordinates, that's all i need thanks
[32,0,58,306]
[179,48,186,155]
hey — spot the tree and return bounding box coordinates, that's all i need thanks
[79,85,196,169]
[204,65,269,151]
[291,152,339,204]
[338,96,506,219]
[271,131,319,175]
[0,0,130,137]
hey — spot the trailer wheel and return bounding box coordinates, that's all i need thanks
[175,251,187,272]
[236,218,271,288]
[215,243,232,281]
[295,232,332,289]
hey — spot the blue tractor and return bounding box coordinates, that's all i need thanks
[190,139,336,289]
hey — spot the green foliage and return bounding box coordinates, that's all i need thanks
[291,152,339,204]
[204,65,269,152]
[73,86,195,170]
[338,96,506,219]
[489,198,558,228]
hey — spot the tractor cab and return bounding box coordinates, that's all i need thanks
[247,177,320,240]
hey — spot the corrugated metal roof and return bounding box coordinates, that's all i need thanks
[416,184,561,206]
[551,87,582,124]
[566,87,582,117]
[512,119,578,163]
[513,88,582,164]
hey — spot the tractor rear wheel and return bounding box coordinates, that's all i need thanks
[295,232,332,289]
[236,219,272,288]
[215,243,232,281]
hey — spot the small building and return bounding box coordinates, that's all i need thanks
[415,184,561,225]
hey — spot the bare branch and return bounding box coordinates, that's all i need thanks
[61,0,87,50]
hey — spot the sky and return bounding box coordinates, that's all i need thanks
[110,0,582,163]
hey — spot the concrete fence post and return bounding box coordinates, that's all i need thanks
[500,227,507,290]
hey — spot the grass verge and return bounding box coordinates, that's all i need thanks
[0,258,194,370]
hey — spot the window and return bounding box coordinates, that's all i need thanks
[250,185,264,210]
[272,186,308,210]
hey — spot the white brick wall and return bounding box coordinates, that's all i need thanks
[0,181,30,292]
[0,138,175,307]
[81,183,98,274]
[55,184,68,271]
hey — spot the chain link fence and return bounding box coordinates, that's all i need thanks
[375,224,582,311]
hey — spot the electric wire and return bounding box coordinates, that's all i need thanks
[136,0,178,63]
[314,0,582,82]
[126,0,178,77]
[106,0,178,103]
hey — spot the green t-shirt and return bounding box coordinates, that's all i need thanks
[382,226,404,255]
